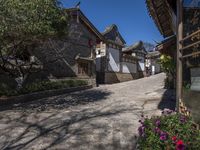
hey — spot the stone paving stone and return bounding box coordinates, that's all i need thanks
[0,73,175,150]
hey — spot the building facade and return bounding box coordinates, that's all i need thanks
[146,51,161,76]
[96,25,141,84]
[32,9,147,85]
[122,41,147,78]
[31,8,104,86]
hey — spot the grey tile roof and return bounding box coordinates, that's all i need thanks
[102,24,126,45]
[122,41,147,54]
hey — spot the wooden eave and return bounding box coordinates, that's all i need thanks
[157,35,176,51]
[106,39,124,48]
[122,41,144,53]
[75,56,94,61]
[146,51,161,58]
[122,54,140,60]
[146,0,175,38]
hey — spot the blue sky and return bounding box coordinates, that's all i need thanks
[60,0,164,46]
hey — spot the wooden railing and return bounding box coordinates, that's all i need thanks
[179,29,200,59]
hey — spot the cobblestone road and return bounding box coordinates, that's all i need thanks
[0,73,175,150]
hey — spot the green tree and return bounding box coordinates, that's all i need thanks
[0,0,67,88]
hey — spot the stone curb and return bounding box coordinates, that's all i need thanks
[0,85,93,106]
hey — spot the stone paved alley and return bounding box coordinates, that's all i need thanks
[0,73,175,150]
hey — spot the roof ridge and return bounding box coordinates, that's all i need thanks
[102,24,126,44]
[102,24,117,35]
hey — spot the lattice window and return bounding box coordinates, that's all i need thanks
[78,61,91,76]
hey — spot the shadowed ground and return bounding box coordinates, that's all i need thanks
[0,73,175,150]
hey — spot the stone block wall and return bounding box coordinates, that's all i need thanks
[32,17,97,80]
[104,72,139,84]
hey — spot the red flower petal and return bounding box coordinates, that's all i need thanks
[172,136,177,141]
[176,140,184,145]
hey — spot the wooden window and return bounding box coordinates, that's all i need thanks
[78,61,91,76]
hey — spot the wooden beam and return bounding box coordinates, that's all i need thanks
[180,51,200,59]
[180,29,200,43]
[180,40,200,51]
[176,0,183,112]
[164,0,175,33]
[150,0,165,36]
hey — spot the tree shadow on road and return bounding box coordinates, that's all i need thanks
[0,102,139,150]
[0,88,112,112]
[158,89,176,110]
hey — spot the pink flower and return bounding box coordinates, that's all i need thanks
[154,127,161,134]
[155,120,161,127]
[159,131,168,141]
[172,136,177,141]
[160,135,167,141]
[138,126,145,137]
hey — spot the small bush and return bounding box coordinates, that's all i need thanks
[159,55,176,89]
[0,80,88,97]
[137,110,200,150]
[0,83,17,97]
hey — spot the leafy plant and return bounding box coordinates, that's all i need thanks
[160,55,176,75]
[137,110,200,150]
[0,0,67,87]
[159,55,176,89]
[0,80,88,97]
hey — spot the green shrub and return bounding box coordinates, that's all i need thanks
[159,55,176,89]
[137,110,200,150]
[160,55,176,74]
[0,83,17,97]
[0,80,88,97]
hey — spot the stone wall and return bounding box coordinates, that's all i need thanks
[32,17,97,80]
[151,59,161,75]
[104,72,139,84]
[121,62,137,73]
[107,48,120,72]
[0,85,93,106]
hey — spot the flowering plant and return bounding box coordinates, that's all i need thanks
[137,110,200,149]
